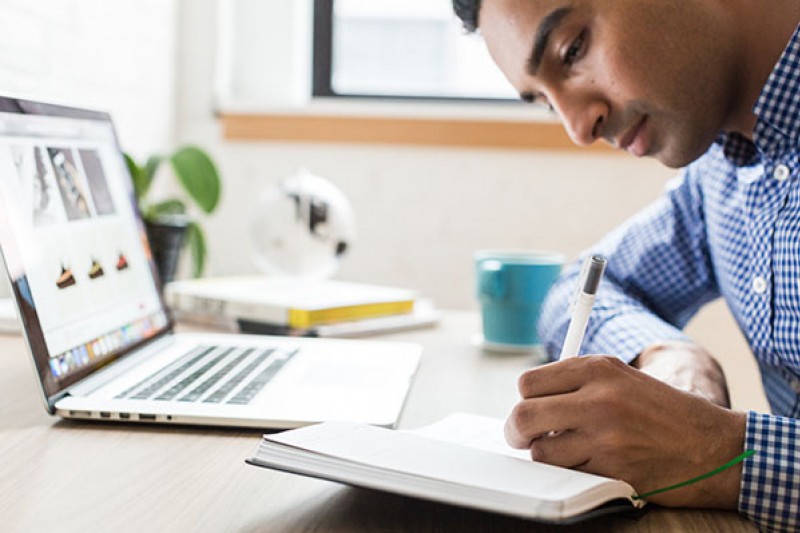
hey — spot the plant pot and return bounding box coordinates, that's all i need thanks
[145,216,189,287]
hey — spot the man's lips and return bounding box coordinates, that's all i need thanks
[617,116,648,156]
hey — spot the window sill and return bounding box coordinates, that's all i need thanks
[218,99,617,153]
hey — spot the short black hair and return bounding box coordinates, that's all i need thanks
[453,0,482,33]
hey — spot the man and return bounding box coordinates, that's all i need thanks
[452,0,800,530]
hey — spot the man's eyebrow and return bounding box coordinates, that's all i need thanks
[526,6,574,76]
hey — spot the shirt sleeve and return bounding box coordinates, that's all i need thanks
[740,412,800,531]
[538,164,720,363]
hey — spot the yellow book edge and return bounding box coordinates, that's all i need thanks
[288,300,415,329]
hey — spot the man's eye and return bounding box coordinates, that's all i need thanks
[563,30,586,66]
[532,94,554,112]
[521,92,554,113]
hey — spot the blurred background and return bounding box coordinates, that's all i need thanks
[0,0,764,409]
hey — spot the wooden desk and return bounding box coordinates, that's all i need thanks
[0,311,755,532]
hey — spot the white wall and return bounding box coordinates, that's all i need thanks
[0,0,177,296]
[201,143,675,308]
[0,0,177,157]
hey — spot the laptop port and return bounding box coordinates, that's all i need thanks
[99,412,111,418]
[138,414,157,421]
[119,412,131,419]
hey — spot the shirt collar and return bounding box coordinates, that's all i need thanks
[718,23,800,165]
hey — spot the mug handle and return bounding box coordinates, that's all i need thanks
[477,260,506,300]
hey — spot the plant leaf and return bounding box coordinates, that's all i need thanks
[123,152,145,200]
[185,221,207,277]
[149,199,187,216]
[170,146,221,214]
[141,155,164,198]
[124,152,164,202]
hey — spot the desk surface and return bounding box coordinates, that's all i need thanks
[0,311,755,532]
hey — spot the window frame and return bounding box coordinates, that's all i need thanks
[311,0,516,103]
[312,0,336,98]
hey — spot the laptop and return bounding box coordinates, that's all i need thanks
[0,96,421,429]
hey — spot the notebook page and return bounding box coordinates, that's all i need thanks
[265,420,625,504]
[404,412,530,460]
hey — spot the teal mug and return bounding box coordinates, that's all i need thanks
[474,250,564,350]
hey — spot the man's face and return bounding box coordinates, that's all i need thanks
[479,0,738,168]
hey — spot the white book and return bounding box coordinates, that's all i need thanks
[165,275,418,329]
[171,299,440,338]
[246,413,645,523]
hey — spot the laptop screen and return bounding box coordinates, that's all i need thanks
[0,97,170,404]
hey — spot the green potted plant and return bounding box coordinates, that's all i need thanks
[124,146,221,284]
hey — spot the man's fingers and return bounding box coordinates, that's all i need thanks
[504,393,584,448]
[506,357,637,449]
[516,355,629,399]
[528,430,591,469]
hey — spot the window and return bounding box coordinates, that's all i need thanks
[313,0,517,101]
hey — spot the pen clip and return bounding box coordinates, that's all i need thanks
[569,256,592,312]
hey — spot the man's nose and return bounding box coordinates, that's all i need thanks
[553,95,608,147]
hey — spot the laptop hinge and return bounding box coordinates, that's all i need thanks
[47,390,71,413]
[65,333,177,398]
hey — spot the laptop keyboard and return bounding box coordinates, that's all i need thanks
[115,344,297,405]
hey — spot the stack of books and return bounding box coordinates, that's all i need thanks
[164,276,439,338]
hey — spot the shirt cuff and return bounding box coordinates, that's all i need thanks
[739,411,800,532]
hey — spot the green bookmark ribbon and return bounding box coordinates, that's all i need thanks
[633,449,756,500]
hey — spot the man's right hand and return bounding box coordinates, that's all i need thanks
[505,356,746,509]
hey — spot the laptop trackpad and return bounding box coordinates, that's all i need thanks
[295,361,396,388]
[253,350,415,424]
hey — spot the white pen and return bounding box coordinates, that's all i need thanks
[559,255,607,360]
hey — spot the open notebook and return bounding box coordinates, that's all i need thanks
[246,413,646,523]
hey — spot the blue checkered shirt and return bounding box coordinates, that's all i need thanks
[538,25,800,532]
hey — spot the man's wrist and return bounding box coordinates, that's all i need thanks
[632,341,744,509]
[686,408,747,509]
[639,394,747,509]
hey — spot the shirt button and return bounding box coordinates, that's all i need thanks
[752,276,768,294]
[773,164,790,181]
